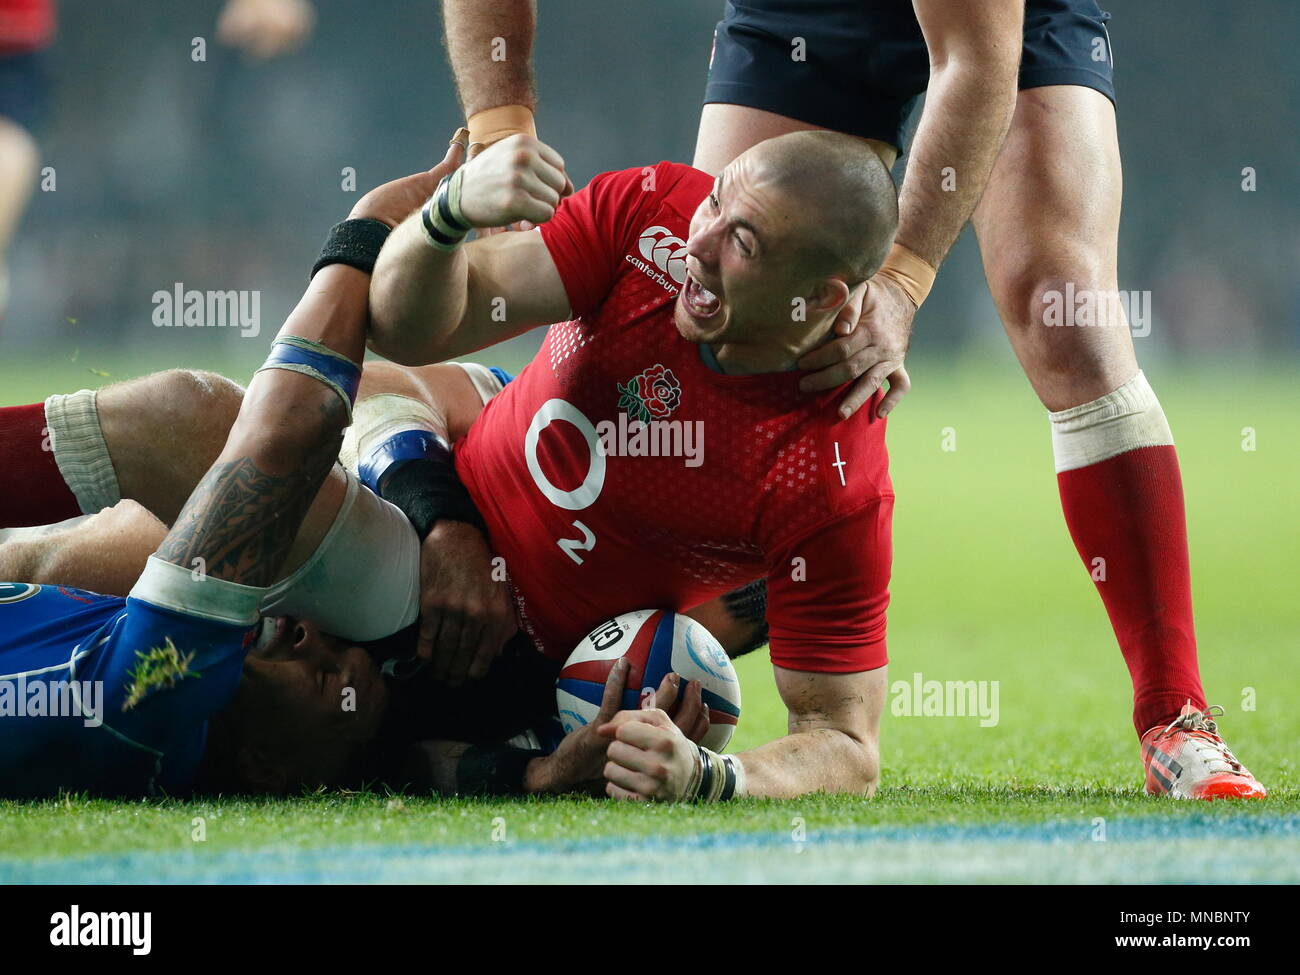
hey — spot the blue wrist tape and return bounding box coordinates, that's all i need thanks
[358,427,453,494]
[256,336,362,421]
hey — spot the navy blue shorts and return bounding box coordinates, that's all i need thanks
[704,0,1115,152]
[0,50,53,133]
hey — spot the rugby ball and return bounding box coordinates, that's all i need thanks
[556,609,741,751]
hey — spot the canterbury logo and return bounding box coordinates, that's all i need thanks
[627,225,687,290]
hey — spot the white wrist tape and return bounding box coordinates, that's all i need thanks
[690,746,747,801]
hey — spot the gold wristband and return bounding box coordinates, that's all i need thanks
[467,104,536,153]
[875,241,937,309]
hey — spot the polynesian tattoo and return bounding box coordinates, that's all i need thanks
[156,407,344,588]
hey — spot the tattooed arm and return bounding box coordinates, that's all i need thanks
[154,264,368,586]
[150,151,470,585]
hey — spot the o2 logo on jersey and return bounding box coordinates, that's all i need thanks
[587,619,624,652]
[0,582,39,603]
[525,398,607,565]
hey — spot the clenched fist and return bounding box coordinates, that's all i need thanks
[457,135,569,230]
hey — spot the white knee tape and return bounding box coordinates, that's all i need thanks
[259,470,421,642]
[44,389,121,514]
[1048,371,1174,473]
[338,393,442,476]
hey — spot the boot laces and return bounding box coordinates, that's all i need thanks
[1156,703,1245,774]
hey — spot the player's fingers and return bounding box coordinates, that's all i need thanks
[689,707,711,745]
[654,672,681,715]
[528,157,569,197]
[467,141,488,160]
[831,299,862,338]
[877,366,911,418]
[597,658,630,722]
[604,761,661,799]
[518,168,563,211]
[838,361,896,419]
[615,715,673,749]
[416,615,440,663]
[511,192,558,227]
[606,740,665,777]
[605,781,648,802]
[454,619,488,682]
[430,614,463,682]
[533,141,567,178]
[797,327,871,375]
[444,129,469,168]
[668,678,700,731]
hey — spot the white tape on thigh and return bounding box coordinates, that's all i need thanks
[338,393,442,475]
[259,470,420,642]
[1048,371,1174,473]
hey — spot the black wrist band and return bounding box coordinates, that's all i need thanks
[456,743,544,796]
[311,218,392,279]
[379,455,487,540]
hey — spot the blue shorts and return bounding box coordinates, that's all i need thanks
[704,0,1115,152]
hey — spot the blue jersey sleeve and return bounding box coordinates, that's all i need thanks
[0,560,263,797]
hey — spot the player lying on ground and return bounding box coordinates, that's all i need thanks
[0,158,398,797]
[0,152,711,797]
[435,0,1265,800]
[2,129,896,802]
[0,352,749,795]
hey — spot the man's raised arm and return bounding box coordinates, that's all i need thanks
[154,157,468,589]
[367,134,572,366]
[153,265,367,589]
[442,0,537,146]
[800,0,1023,416]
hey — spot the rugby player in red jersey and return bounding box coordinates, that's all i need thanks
[434,0,1266,801]
[368,127,900,801]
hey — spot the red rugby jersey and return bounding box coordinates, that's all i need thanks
[0,0,54,53]
[456,162,894,673]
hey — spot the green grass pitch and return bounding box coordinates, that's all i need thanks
[1,348,1296,883]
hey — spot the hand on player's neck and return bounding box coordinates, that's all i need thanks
[707,311,838,376]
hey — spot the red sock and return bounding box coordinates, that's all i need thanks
[0,402,82,527]
[1057,444,1206,736]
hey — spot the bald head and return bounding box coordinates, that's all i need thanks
[744,130,898,285]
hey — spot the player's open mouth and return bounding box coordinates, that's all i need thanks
[253,615,289,655]
[682,272,722,319]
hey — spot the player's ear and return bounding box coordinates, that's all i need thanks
[806,276,851,318]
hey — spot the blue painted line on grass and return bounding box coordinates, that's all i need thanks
[2,812,1296,884]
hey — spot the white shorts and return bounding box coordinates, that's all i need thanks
[266,361,508,643]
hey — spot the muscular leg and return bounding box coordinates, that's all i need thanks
[973,85,1205,736]
[1,368,345,581]
[693,104,896,176]
[1,362,491,593]
[973,86,1136,408]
